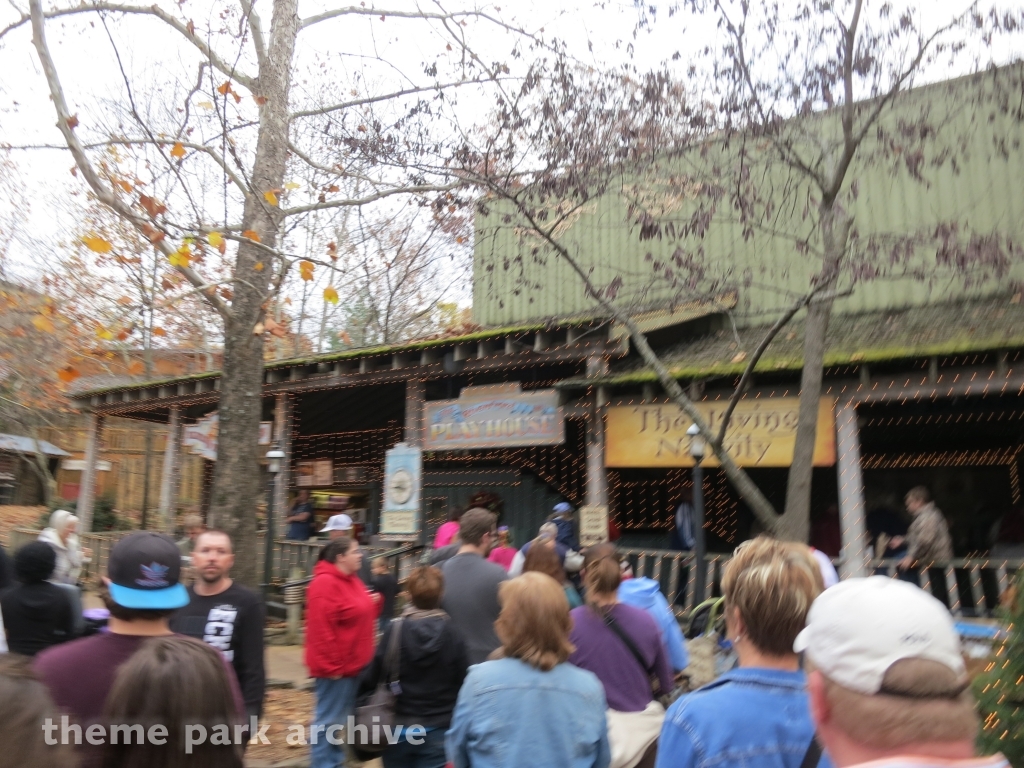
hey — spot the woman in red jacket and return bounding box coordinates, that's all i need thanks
[305,537,380,768]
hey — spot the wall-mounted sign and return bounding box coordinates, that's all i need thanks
[380,443,422,541]
[296,459,334,487]
[605,397,836,468]
[334,465,369,484]
[62,459,113,472]
[578,505,610,548]
[182,413,273,461]
[424,383,564,451]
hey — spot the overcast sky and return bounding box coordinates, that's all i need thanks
[0,0,1019,290]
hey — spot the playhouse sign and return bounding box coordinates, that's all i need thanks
[423,383,565,450]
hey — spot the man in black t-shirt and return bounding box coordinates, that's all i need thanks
[170,530,266,721]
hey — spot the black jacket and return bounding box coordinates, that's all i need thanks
[359,611,469,728]
[0,581,74,656]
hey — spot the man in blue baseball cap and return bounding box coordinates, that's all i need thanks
[34,532,239,767]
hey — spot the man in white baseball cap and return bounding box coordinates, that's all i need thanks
[796,576,1008,768]
[321,513,353,540]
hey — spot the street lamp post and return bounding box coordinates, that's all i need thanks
[686,424,707,605]
[263,444,285,599]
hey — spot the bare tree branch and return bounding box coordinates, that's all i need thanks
[28,0,232,320]
[7,2,256,90]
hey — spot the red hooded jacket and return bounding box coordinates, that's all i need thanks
[304,559,380,679]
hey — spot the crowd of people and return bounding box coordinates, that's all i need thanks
[0,495,1011,768]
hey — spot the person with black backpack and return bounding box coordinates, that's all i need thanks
[569,551,673,768]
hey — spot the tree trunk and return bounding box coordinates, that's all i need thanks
[780,202,850,541]
[207,0,299,587]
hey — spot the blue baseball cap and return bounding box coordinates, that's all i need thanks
[107,532,189,610]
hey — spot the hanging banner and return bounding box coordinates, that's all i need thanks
[380,443,423,541]
[605,397,836,468]
[424,383,564,450]
[182,413,274,461]
[182,413,219,461]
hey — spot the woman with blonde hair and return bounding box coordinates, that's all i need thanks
[655,537,828,768]
[446,572,610,768]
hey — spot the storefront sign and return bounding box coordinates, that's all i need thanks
[380,443,422,541]
[424,383,564,450]
[605,397,836,468]
[182,413,273,461]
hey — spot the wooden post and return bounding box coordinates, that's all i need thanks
[836,402,869,578]
[77,413,104,534]
[404,378,425,447]
[273,394,293,543]
[157,405,181,533]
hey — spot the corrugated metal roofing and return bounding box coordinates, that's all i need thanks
[0,433,71,457]
[474,68,1024,328]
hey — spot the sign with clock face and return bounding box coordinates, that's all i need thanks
[380,443,422,541]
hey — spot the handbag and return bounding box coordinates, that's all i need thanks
[351,617,403,753]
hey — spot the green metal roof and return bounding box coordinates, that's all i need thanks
[556,296,1024,388]
[474,67,1024,329]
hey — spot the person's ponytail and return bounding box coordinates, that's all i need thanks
[584,556,621,603]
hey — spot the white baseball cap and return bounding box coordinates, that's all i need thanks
[794,576,965,695]
[321,514,353,533]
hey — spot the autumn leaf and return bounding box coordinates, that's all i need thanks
[168,243,192,268]
[198,100,214,110]
[299,260,314,281]
[231,91,241,104]
[327,185,340,193]
[326,242,337,260]
[95,325,114,341]
[82,234,113,253]
[254,95,268,106]
[32,315,55,333]
[115,178,133,194]
[66,114,79,130]
[128,360,145,375]
[323,286,339,305]
[216,81,231,95]
[186,19,195,35]
[116,296,133,306]
[140,223,166,244]
[254,261,264,272]
[152,327,167,337]
[242,229,261,242]
[170,142,186,159]
[57,366,81,384]
[263,190,279,206]
[139,194,167,218]
[116,329,131,342]
[207,231,224,248]
[284,181,301,191]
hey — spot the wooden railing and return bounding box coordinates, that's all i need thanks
[869,557,1022,618]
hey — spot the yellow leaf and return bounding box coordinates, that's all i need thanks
[83,234,113,253]
[254,262,264,272]
[284,182,301,191]
[198,100,214,110]
[323,286,339,304]
[263,191,278,206]
[168,243,192,268]
[207,232,224,247]
[299,260,314,281]
[32,315,55,333]
[242,229,261,242]
[170,142,186,159]
[95,325,114,341]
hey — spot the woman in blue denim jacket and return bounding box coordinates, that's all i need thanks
[446,572,610,768]
[657,538,833,768]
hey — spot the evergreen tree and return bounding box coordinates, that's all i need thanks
[975,570,1024,766]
